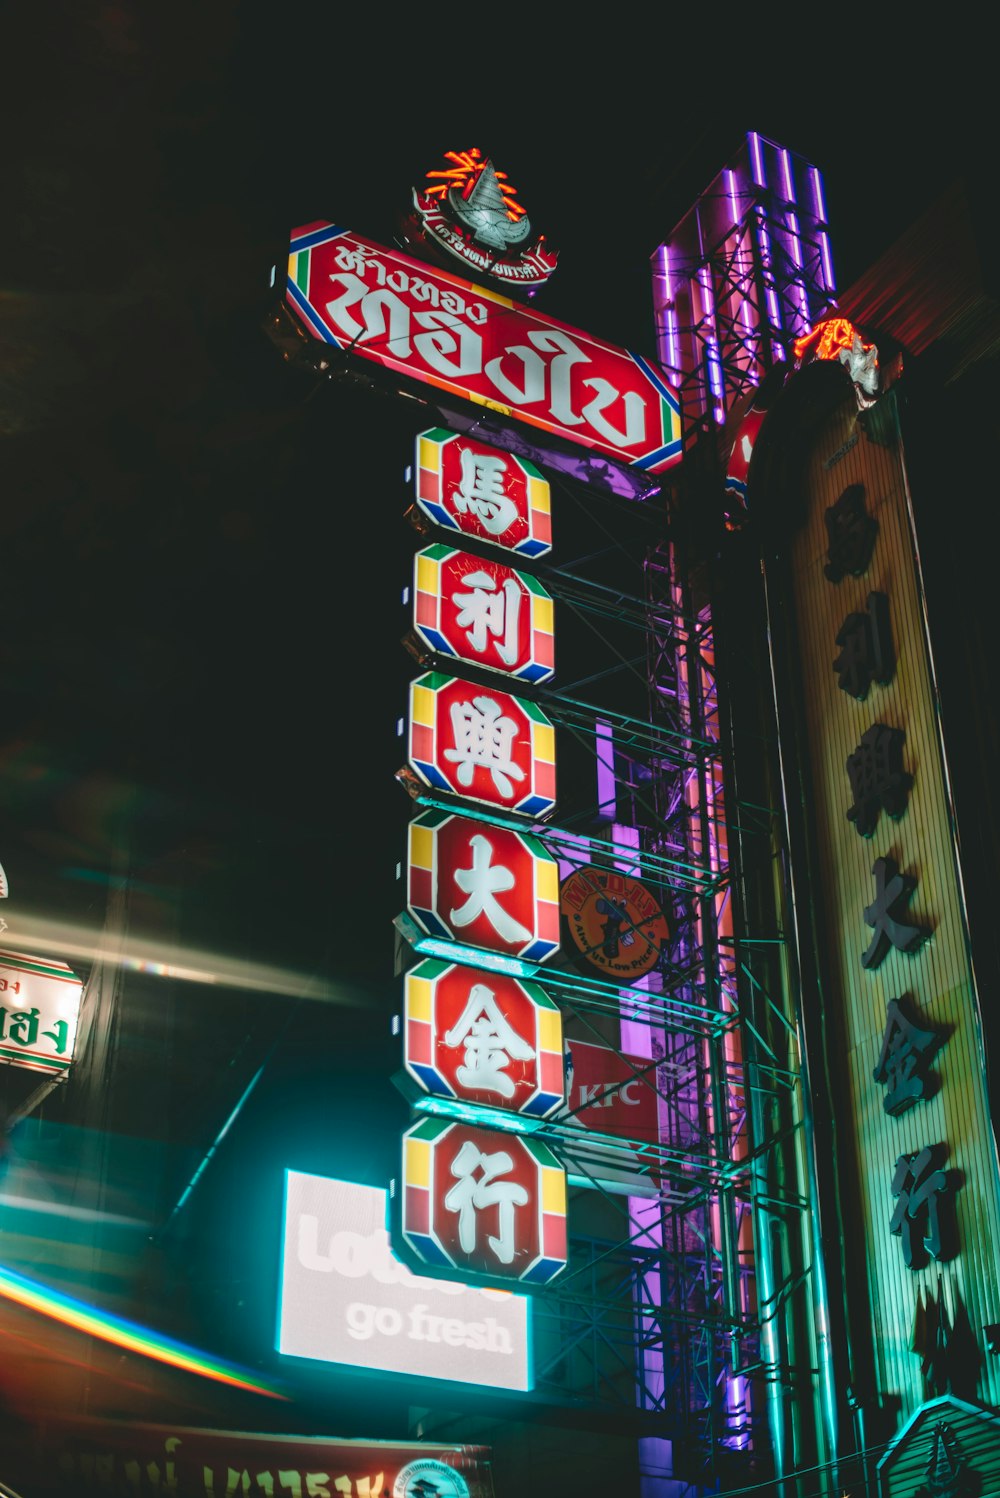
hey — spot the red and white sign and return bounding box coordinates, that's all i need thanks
[407,808,560,964]
[408,672,556,818]
[565,1038,659,1146]
[413,544,555,685]
[404,958,564,1119]
[287,224,682,474]
[415,428,552,559]
[0,949,83,1076]
[401,1116,567,1285]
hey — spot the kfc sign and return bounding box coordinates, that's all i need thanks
[408,672,556,818]
[407,808,560,964]
[414,428,552,558]
[404,958,564,1119]
[401,1116,567,1285]
[287,225,682,474]
[413,543,555,685]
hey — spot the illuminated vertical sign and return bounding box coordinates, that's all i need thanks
[404,958,564,1118]
[401,1116,567,1285]
[406,808,560,964]
[412,544,555,684]
[0,949,83,1076]
[414,429,553,559]
[408,672,556,818]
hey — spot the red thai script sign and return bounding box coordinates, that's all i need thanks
[413,544,555,685]
[47,1419,493,1498]
[287,224,682,474]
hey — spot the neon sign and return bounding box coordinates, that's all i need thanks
[413,544,555,685]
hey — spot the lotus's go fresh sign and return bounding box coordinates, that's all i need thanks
[287,225,682,474]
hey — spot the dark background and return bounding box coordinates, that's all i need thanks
[0,0,989,1432]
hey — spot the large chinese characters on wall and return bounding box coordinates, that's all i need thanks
[772,358,1000,1414]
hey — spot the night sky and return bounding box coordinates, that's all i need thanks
[0,1,988,1420]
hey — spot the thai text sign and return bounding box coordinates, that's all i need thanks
[278,1172,530,1392]
[408,672,556,818]
[0,949,83,1076]
[287,224,682,474]
[407,808,560,964]
[414,429,552,558]
[51,1415,494,1498]
[401,1116,567,1285]
[413,544,555,684]
[404,958,564,1118]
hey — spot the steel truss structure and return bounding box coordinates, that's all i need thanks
[651,132,836,432]
[399,464,765,1485]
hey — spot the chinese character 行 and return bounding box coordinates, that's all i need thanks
[444,1137,529,1263]
[889,1144,959,1269]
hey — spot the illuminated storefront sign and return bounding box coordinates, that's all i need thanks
[408,147,559,290]
[287,225,682,474]
[52,1414,494,1498]
[408,671,556,818]
[407,807,560,964]
[404,958,564,1118]
[414,428,552,559]
[0,949,83,1076]
[277,1171,530,1392]
[401,1116,567,1285]
[560,866,669,979]
[413,543,554,684]
[565,1037,659,1146]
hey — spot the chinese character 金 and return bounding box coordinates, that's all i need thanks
[889,1144,960,1270]
[846,723,913,837]
[443,980,535,1099]
[873,995,945,1115]
[833,591,895,699]
[824,484,878,582]
[862,855,930,970]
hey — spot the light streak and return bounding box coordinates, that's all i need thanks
[0,1262,287,1399]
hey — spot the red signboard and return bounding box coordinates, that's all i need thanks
[287,224,682,474]
[565,1037,659,1148]
[407,808,560,964]
[413,543,555,684]
[404,958,564,1118]
[402,1116,567,1285]
[47,1419,493,1498]
[414,428,552,559]
[408,671,556,818]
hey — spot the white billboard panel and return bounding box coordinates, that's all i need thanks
[277,1170,531,1392]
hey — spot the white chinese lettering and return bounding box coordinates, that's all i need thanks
[443,981,535,1098]
[445,1139,528,1263]
[449,833,531,944]
[444,695,524,799]
[452,570,522,666]
[452,449,518,535]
